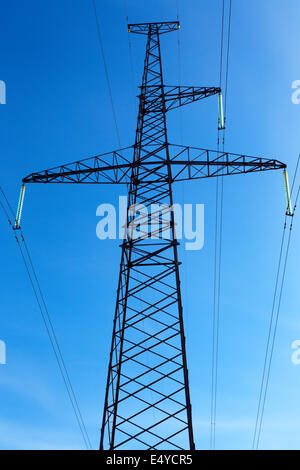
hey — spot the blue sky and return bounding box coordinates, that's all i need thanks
[0,0,300,450]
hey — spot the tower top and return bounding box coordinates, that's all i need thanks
[128,21,180,35]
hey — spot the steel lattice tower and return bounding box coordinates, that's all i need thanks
[22,21,286,450]
[100,22,196,451]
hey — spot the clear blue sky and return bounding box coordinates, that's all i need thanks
[0,0,299,450]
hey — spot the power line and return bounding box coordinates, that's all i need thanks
[92,0,121,147]
[223,0,232,136]
[210,0,232,449]
[210,0,225,448]
[253,156,300,449]
[176,0,183,145]
[21,234,92,449]
[210,166,220,449]
[0,186,92,449]
[124,0,138,117]
[218,0,225,89]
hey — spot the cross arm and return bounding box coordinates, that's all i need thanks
[22,146,134,184]
[142,86,221,113]
[128,22,180,35]
[22,143,286,186]
[167,144,286,182]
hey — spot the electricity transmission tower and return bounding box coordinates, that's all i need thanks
[22,21,286,450]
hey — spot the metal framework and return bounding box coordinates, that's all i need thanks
[23,21,286,450]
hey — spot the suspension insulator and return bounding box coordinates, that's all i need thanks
[15,184,26,228]
[218,93,225,130]
[283,169,293,216]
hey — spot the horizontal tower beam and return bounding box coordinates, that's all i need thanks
[140,86,221,112]
[128,21,180,35]
[22,145,286,185]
